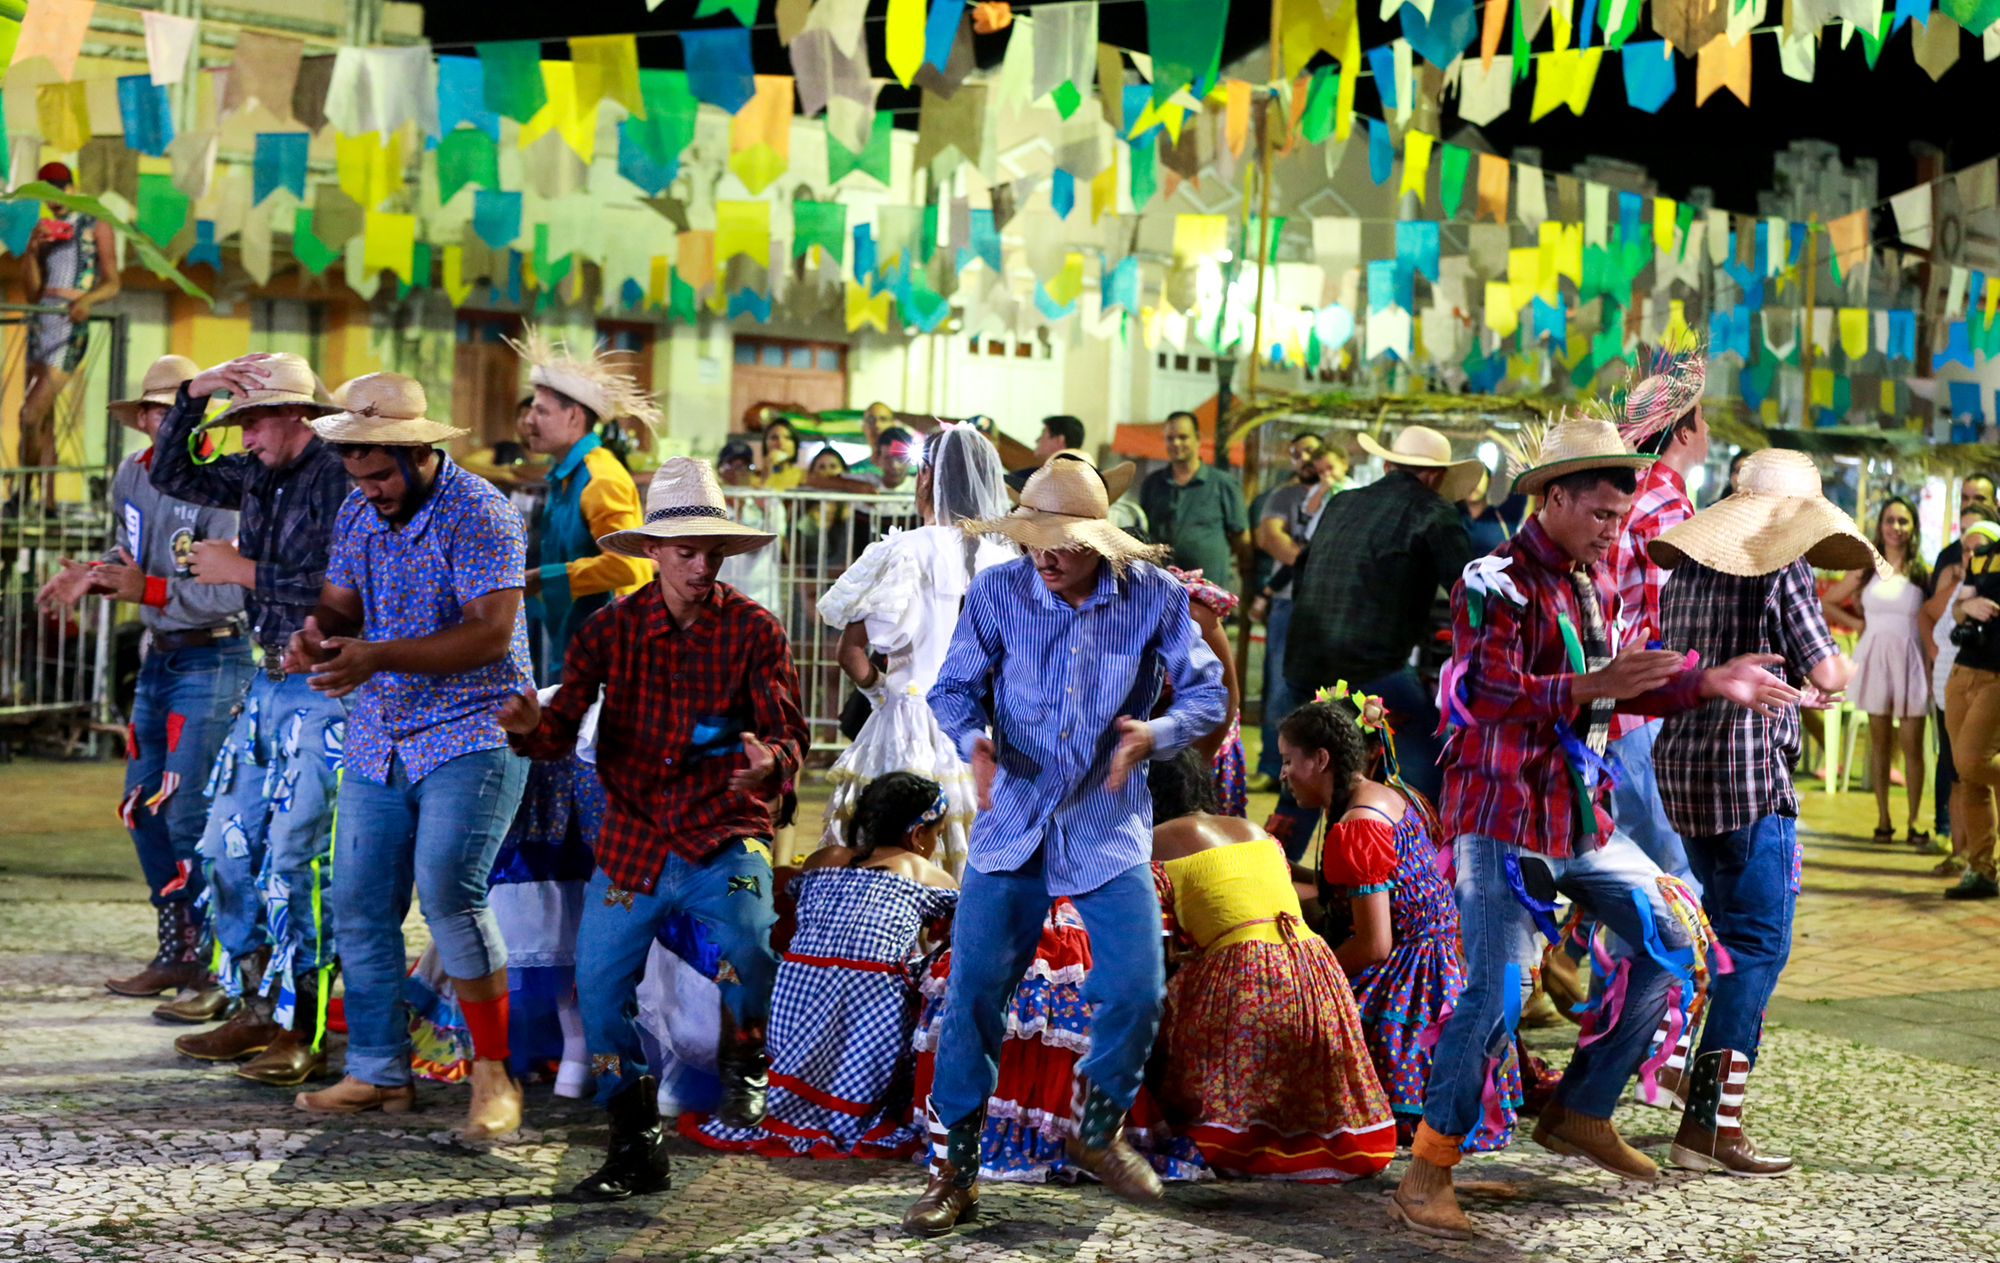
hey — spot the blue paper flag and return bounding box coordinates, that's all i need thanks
[620,277,644,309]
[187,220,221,270]
[1101,254,1138,313]
[1367,257,1397,311]
[1940,321,1975,370]
[1738,357,1773,409]
[1051,169,1075,219]
[1368,117,1393,184]
[1400,0,1477,70]
[118,74,175,157]
[472,189,522,251]
[1950,378,1984,419]
[253,133,308,205]
[1396,220,1440,282]
[505,250,522,303]
[1788,221,1805,265]
[681,28,756,114]
[436,56,499,142]
[1892,0,1929,33]
[1034,284,1076,321]
[923,0,961,70]
[1618,190,1642,245]
[1886,308,1916,360]
[1578,0,1601,47]
[1121,84,1164,144]
[853,224,878,283]
[1533,295,1567,353]
[0,199,39,256]
[1365,45,1398,108]
[618,133,679,195]
[1620,42,1675,114]
[728,287,772,321]
[958,208,1002,275]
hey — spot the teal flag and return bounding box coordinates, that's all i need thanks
[794,200,846,261]
[1145,0,1227,103]
[828,111,893,185]
[477,41,547,123]
[435,127,498,203]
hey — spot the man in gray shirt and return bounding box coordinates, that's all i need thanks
[38,355,252,1014]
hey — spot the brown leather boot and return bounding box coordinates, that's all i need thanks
[1063,1076,1162,1203]
[1669,1049,1794,1178]
[1389,1152,1476,1240]
[174,993,279,1062]
[296,1075,416,1115]
[107,904,204,997]
[237,971,328,1086]
[901,1101,983,1238]
[153,983,229,1025]
[1532,1101,1658,1181]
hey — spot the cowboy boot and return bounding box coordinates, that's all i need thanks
[1532,1100,1659,1181]
[174,950,278,1061]
[1388,1125,1477,1241]
[238,968,329,1087]
[107,904,205,997]
[715,1012,770,1130]
[1062,1076,1162,1203]
[296,1075,416,1115]
[1638,1013,1694,1110]
[572,1075,672,1201]
[159,943,263,1025]
[1669,1049,1794,1178]
[902,1100,984,1238]
[460,1056,524,1141]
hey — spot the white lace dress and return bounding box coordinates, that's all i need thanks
[1851,572,1930,719]
[817,524,1015,874]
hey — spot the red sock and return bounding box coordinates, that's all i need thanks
[459,992,511,1063]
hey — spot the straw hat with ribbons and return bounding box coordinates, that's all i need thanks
[1357,425,1486,502]
[1647,448,1886,578]
[1506,409,1655,498]
[310,373,469,447]
[197,351,343,429]
[598,457,777,559]
[108,354,197,428]
[507,325,664,432]
[965,455,1169,573]
[1005,447,1137,506]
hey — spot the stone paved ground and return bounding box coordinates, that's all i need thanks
[5,760,2000,1262]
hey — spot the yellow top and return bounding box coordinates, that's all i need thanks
[764,463,805,491]
[1161,837,1320,952]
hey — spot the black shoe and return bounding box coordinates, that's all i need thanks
[1946,871,2000,900]
[572,1077,671,1201]
[717,1039,770,1130]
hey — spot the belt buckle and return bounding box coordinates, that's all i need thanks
[264,657,287,682]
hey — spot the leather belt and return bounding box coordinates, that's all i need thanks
[152,626,240,653]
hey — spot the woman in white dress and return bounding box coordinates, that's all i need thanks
[817,426,1015,874]
[1824,495,1933,846]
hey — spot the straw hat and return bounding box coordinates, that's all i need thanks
[108,354,197,427]
[1005,448,1136,506]
[1507,411,1654,497]
[309,373,469,447]
[1619,337,1708,450]
[199,352,343,428]
[1357,425,1485,502]
[507,325,664,432]
[965,456,1169,572]
[1648,449,1885,578]
[597,457,777,559]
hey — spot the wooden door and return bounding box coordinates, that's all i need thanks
[729,336,848,429]
[453,312,524,454]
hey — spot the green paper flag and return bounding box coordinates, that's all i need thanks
[6,182,210,301]
[828,110,894,185]
[670,268,698,323]
[1129,138,1157,210]
[793,200,847,261]
[135,173,189,249]
[1146,0,1228,103]
[533,223,573,292]
[1943,0,2000,36]
[1858,11,1894,67]
[1051,79,1082,118]
[292,207,340,275]
[478,41,547,124]
[625,69,698,167]
[694,0,759,23]
[436,127,498,203]
[1674,200,1696,260]
[1440,144,1470,218]
[921,203,938,263]
[1299,66,1338,144]
[1512,0,1532,81]
[1606,0,1644,48]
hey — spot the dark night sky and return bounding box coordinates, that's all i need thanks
[416,0,2000,213]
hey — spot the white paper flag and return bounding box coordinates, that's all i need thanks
[142,11,197,87]
[1891,185,1932,250]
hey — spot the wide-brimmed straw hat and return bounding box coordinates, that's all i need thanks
[309,373,469,446]
[1648,449,1885,578]
[1358,425,1485,502]
[199,352,343,429]
[966,456,1168,572]
[507,325,664,432]
[598,457,776,559]
[108,354,197,427]
[1508,412,1654,497]
[1005,448,1136,506]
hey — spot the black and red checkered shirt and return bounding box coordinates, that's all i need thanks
[513,580,805,894]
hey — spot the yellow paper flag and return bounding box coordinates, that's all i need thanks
[1174,214,1229,262]
[336,131,403,211]
[1558,222,1583,285]
[715,200,771,266]
[886,0,925,87]
[1838,307,1869,359]
[728,76,794,194]
[570,34,645,118]
[1531,51,1574,122]
[846,280,892,331]
[1091,162,1119,222]
[1508,246,1540,312]
[362,210,415,283]
[1809,367,1835,408]
[1537,222,1562,296]
[1568,48,1603,113]
[1881,379,1897,413]
[36,81,87,150]
[1400,130,1433,204]
[1987,269,2000,328]
[520,61,594,163]
[1049,253,1086,306]
[442,245,471,306]
[1484,280,1518,336]
[648,255,669,307]
[1653,197,1677,253]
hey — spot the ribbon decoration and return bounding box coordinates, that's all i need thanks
[1434,655,1476,734]
[1575,957,1631,1048]
[1501,853,1564,945]
[1461,554,1526,628]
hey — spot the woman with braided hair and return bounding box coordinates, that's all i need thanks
[686,771,958,1159]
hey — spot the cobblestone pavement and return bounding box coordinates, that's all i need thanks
[4,762,1999,1261]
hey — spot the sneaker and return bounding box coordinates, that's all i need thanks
[1945,871,2000,901]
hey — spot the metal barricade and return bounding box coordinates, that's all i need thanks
[721,487,921,749]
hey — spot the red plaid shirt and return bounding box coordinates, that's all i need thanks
[1442,517,1705,858]
[1607,463,1693,739]
[513,580,806,893]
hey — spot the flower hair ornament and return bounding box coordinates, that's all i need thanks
[1314,681,1388,733]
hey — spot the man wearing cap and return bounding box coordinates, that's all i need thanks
[281,373,536,1137]
[500,456,806,1199]
[1391,415,1802,1239]
[149,352,350,1087]
[509,327,653,683]
[1647,448,1861,1177]
[37,355,251,1017]
[18,162,118,496]
[906,458,1226,1236]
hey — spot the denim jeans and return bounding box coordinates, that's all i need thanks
[1269,664,1444,857]
[1258,599,1298,778]
[929,852,1164,1126]
[575,841,779,1103]
[128,640,252,907]
[197,671,345,996]
[1422,830,1691,1134]
[1937,718,1957,838]
[333,746,528,1088]
[1683,815,1796,1067]
[1607,718,1698,891]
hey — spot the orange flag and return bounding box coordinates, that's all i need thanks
[1481,0,1510,71]
[1478,152,1510,223]
[1694,33,1750,107]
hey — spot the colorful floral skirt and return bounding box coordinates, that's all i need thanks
[1212,718,1247,818]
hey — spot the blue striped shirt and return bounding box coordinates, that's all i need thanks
[929,556,1227,895]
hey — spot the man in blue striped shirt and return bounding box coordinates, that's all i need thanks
[907,456,1227,1236]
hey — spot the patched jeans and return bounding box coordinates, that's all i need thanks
[575,841,779,1103]
[127,639,252,907]
[334,746,528,1088]
[1422,830,1692,1136]
[197,671,344,999]
[1683,815,1796,1068]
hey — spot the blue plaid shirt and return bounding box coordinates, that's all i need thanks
[929,557,1227,896]
[326,456,534,783]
